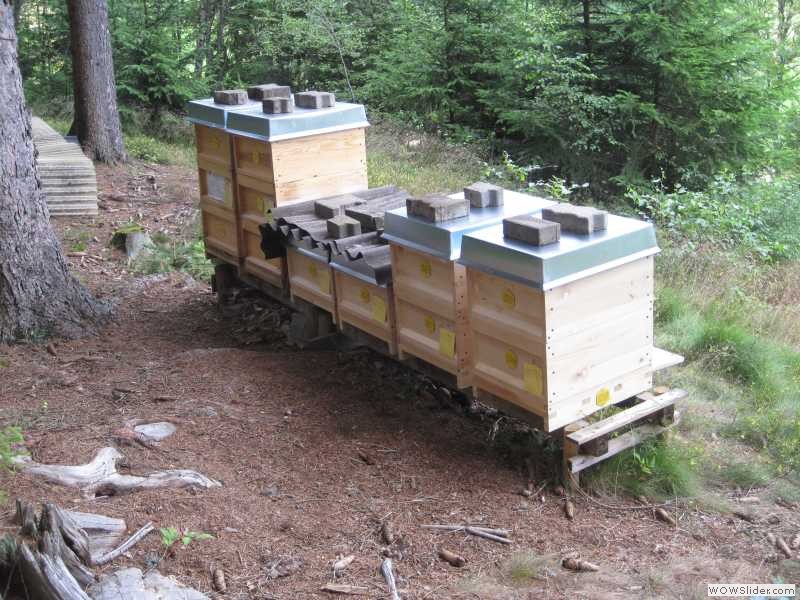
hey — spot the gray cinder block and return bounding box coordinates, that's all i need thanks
[503,215,560,246]
[248,83,291,100]
[541,203,608,235]
[464,182,504,208]
[314,194,364,219]
[213,89,248,105]
[345,206,383,231]
[294,91,336,109]
[406,194,470,223]
[327,215,362,239]
[262,97,293,114]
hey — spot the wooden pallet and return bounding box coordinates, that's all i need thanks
[562,386,687,488]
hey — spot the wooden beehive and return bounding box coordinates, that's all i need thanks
[194,124,240,264]
[285,247,337,320]
[383,190,555,388]
[227,103,368,289]
[459,211,660,431]
[335,269,398,355]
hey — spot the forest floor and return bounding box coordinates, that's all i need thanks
[0,158,798,599]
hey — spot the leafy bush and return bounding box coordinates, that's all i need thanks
[628,174,800,261]
[135,239,213,282]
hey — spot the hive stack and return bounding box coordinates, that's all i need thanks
[187,85,369,290]
[459,202,660,431]
[32,117,98,216]
[383,184,555,388]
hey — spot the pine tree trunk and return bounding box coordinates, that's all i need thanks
[0,1,111,342]
[66,0,126,164]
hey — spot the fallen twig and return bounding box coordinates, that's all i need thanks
[380,558,400,600]
[321,583,369,595]
[92,521,154,566]
[464,526,512,544]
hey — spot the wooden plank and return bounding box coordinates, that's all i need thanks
[567,388,687,447]
[475,389,545,431]
[391,245,456,320]
[275,170,369,204]
[195,124,231,168]
[568,424,669,474]
[232,135,273,181]
[549,346,653,402]
[652,347,685,371]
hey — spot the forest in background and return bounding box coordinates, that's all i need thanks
[18,0,800,189]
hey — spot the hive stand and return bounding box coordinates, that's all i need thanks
[562,348,686,488]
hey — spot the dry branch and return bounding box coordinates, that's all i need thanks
[91,522,154,566]
[13,447,220,497]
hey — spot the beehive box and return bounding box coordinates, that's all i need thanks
[331,242,397,355]
[383,190,555,388]
[285,246,337,319]
[188,98,261,264]
[458,209,660,431]
[226,102,369,288]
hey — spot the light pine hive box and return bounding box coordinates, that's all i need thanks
[383,190,555,388]
[458,209,660,431]
[226,101,369,289]
[187,98,261,264]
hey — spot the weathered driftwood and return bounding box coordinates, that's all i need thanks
[380,558,401,600]
[464,527,512,545]
[13,447,220,497]
[321,583,369,595]
[5,501,157,600]
[422,523,513,544]
[64,510,127,562]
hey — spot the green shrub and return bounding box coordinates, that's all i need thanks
[135,239,213,282]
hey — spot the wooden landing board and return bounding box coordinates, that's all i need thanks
[652,347,685,371]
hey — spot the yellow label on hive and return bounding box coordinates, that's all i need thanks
[210,133,222,150]
[420,260,432,278]
[360,287,371,303]
[308,263,318,279]
[318,269,331,293]
[502,288,516,309]
[596,387,611,407]
[523,363,543,396]
[439,328,456,358]
[372,296,387,323]
[424,315,436,334]
[505,349,518,370]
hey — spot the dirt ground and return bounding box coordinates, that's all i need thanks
[0,161,797,599]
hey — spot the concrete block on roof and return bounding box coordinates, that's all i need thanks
[314,194,364,219]
[541,203,608,235]
[503,215,560,246]
[262,97,293,114]
[294,91,336,109]
[327,215,362,239]
[464,182,504,208]
[346,206,383,231]
[406,194,469,223]
[248,83,292,100]
[213,89,248,105]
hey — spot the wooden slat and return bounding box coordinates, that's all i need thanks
[567,388,687,446]
[652,347,685,371]
[568,424,669,474]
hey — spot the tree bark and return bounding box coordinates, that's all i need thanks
[66,0,126,164]
[0,1,110,342]
[194,0,214,77]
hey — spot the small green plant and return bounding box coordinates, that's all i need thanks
[159,527,214,553]
[134,239,213,282]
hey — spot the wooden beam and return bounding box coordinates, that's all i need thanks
[567,388,686,447]
[568,424,668,474]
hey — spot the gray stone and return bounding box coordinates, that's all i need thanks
[541,203,608,235]
[89,567,209,600]
[294,91,336,109]
[125,231,152,260]
[248,83,291,100]
[464,182,504,208]
[262,97,293,114]
[134,422,177,442]
[503,215,560,246]
[406,194,469,223]
[345,206,383,231]
[213,89,248,105]
[327,215,362,239]
[314,194,364,219]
